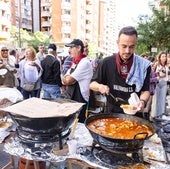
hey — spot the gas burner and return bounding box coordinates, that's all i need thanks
[90,142,143,166]
[16,126,71,149]
[93,149,135,166]
[79,146,144,169]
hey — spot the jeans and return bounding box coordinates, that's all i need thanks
[22,89,39,99]
[153,80,167,117]
[42,83,61,99]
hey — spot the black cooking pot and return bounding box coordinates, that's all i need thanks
[8,98,80,134]
[9,112,77,134]
[85,113,155,153]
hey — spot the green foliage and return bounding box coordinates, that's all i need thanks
[10,26,52,51]
[27,31,51,51]
[136,15,153,55]
[136,0,170,55]
[88,42,98,58]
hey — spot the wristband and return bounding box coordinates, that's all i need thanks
[140,99,147,108]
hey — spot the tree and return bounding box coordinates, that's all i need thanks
[136,0,170,55]
[136,15,154,55]
[10,26,52,51]
[27,31,51,51]
[10,26,31,48]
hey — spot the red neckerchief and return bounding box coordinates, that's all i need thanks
[115,53,133,79]
[73,54,86,64]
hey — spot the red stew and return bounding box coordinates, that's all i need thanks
[87,117,153,139]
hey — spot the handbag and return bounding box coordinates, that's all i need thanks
[22,81,35,91]
[22,61,37,91]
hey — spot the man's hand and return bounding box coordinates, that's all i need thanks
[90,81,109,95]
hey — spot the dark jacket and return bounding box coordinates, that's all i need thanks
[41,54,62,87]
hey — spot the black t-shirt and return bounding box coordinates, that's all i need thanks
[91,55,151,113]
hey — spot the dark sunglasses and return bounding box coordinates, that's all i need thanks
[1,49,8,52]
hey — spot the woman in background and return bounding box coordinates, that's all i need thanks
[0,46,17,87]
[15,47,42,99]
[151,51,168,120]
[143,56,159,120]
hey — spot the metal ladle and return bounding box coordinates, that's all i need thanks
[109,93,128,105]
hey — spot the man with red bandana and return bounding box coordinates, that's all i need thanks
[62,39,93,123]
[90,26,151,118]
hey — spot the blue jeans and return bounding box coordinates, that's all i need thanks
[42,83,61,99]
[22,89,39,99]
[155,80,167,117]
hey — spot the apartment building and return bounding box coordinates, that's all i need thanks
[10,0,32,32]
[41,0,117,55]
[0,0,118,56]
[0,0,10,41]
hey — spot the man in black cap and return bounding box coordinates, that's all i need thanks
[41,43,62,99]
[62,39,93,123]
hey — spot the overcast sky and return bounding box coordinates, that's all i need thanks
[116,0,152,26]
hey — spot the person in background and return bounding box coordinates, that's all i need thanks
[83,40,89,56]
[167,52,170,94]
[91,53,103,73]
[36,44,46,62]
[0,48,23,111]
[62,39,93,123]
[143,56,159,120]
[10,49,22,92]
[90,26,151,118]
[15,46,42,99]
[41,43,62,99]
[141,53,149,60]
[61,51,73,94]
[0,46,18,88]
[61,51,73,76]
[36,44,46,98]
[150,51,168,120]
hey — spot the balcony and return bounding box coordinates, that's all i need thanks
[61,2,71,10]
[86,14,93,22]
[86,5,92,11]
[86,33,92,40]
[85,24,92,31]
[0,31,10,40]
[43,31,51,36]
[1,17,11,27]
[41,11,51,17]
[41,21,51,27]
[61,37,71,43]
[61,26,71,34]
[41,2,51,7]
[0,1,9,10]
[61,14,71,22]
[22,24,32,30]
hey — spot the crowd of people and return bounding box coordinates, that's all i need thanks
[0,26,170,123]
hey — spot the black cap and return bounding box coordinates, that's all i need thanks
[48,43,57,51]
[65,39,84,48]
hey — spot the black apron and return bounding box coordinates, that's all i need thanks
[63,65,87,123]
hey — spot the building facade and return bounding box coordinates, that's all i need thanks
[0,0,120,56]
[0,0,11,41]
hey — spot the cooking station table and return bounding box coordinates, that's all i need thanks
[2,123,170,169]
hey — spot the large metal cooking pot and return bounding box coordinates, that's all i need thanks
[8,98,80,134]
[9,112,77,134]
[85,113,155,153]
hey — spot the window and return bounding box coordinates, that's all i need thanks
[64,10,70,15]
